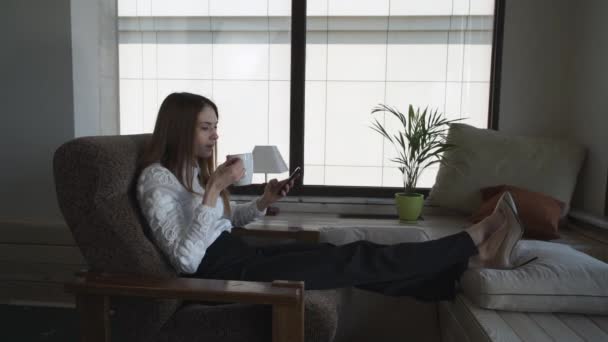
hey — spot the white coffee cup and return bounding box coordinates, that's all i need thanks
[229,152,253,186]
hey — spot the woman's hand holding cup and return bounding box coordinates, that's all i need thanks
[207,157,245,193]
[227,153,254,186]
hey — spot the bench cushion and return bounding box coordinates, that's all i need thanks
[440,294,608,342]
[460,240,608,314]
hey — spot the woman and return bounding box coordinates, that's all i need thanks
[137,92,525,301]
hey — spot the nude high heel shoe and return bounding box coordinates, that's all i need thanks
[485,192,537,269]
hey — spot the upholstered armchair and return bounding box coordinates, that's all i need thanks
[53,134,339,342]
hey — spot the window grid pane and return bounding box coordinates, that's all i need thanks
[117,1,291,182]
[118,0,496,190]
[303,0,495,188]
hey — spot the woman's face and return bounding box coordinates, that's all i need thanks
[193,106,219,159]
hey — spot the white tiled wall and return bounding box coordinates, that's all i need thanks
[327,32,387,81]
[390,0,453,16]
[118,0,495,188]
[156,32,213,79]
[212,80,269,156]
[325,82,385,167]
[213,32,269,80]
[306,32,328,80]
[457,82,491,127]
[304,81,327,166]
[120,0,495,18]
[118,0,136,17]
[462,31,493,82]
[119,34,142,79]
[307,0,328,16]
[269,31,291,80]
[119,79,144,134]
[142,80,158,132]
[138,0,152,16]
[329,0,389,16]
[141,32,157,79]
[456,0,495,16]
[269,0,291,16]
[325,166,383,186]
[303,165,325,185]
[386,31,449,82]
[151,0,209,17]
[210,0,267,16]
[268,80,291,165]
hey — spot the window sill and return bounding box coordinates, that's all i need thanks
[231,194,464,217]
[569,210,608,231]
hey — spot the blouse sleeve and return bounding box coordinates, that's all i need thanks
[229,197,267,228]
[137,167,221,274]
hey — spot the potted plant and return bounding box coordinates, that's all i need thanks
[371,104,461,221]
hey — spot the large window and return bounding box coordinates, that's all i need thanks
[118,0,502,196]
[118,0,293,184]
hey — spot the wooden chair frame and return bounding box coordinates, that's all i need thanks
[66,272,304,342]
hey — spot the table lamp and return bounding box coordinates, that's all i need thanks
[252,145,289,215]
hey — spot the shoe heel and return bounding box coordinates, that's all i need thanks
[513,256,538,269]
[501,192,526,268]
[503,192,525,231]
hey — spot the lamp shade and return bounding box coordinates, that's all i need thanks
[252,145,288,173]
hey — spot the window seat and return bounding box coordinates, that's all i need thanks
[248,209,608,342]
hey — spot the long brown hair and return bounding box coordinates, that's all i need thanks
[139,92,231,216]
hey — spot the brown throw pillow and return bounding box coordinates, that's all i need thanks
[471,185,565,240]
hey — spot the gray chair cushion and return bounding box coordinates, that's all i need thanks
[158,290,339,342]
[54,134,179,341]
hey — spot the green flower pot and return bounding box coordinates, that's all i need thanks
[395,192,424,222]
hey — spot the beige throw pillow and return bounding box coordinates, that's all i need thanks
[427,123,585,215]
[460,240,608,314]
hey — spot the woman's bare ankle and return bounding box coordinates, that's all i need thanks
[465,226,484,246]
[469,210,505,245]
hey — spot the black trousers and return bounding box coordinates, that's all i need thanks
[189,230,477,301]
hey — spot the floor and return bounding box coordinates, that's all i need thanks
[0,305,78,342]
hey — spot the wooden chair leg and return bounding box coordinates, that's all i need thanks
[76,294,110,342]
[272,281,305,342]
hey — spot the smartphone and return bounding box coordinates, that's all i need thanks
[286,166,302,183]
[278,166,301,194]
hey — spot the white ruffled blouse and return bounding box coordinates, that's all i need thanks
[136,162,266,274]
